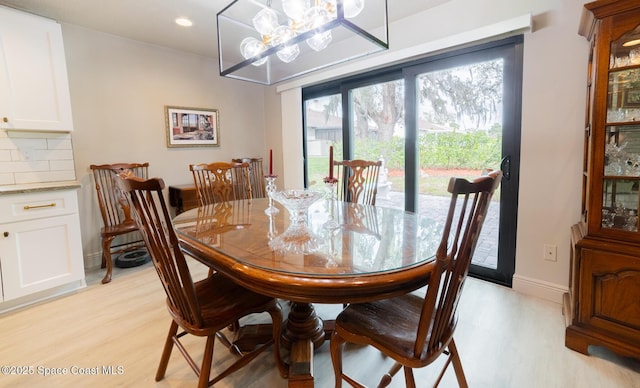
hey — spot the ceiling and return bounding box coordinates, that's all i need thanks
[0,0,449,59]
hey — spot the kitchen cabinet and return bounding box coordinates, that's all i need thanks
[0,188,84,306]
[0,5,74,132]
[564,0,640,359]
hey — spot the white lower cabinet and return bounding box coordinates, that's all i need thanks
[0,188,84,306]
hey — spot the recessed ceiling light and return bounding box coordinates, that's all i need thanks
[175,17,193,27]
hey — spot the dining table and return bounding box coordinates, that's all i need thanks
[172,196,444,387]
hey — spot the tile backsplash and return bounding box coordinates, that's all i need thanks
[0,130,77,186]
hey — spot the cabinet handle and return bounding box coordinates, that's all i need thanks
[23,203,56,210]
[3,232,8,238]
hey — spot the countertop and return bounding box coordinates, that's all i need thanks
[0,181,81,195]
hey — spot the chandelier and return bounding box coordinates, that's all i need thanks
[217,0,389,85]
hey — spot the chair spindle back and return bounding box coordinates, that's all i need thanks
[416,170,502,358]
[334,159,382,206]
[90,162,149,227]
[116,176,202,328]
[232,157,266,198]
[190,162,252,206]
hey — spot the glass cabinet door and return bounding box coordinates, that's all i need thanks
[602,23,640,232]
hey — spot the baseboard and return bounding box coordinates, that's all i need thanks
[512,274,568,305]
[84,242,146,270]
[84,250,103,270]
[0,280,86,315]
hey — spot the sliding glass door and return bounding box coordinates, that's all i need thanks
[403,39,522,285]
[303,36,522,286]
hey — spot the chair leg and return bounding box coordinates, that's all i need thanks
[101,236,115,284]
[448,339,468,388]
[330,331,345,388]
[156,320,179,381]
[197,335,215,388]
[378,362,402,387]
[403,366,416,388]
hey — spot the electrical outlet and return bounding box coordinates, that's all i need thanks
[20,148,33,161]
[544,244,557,262]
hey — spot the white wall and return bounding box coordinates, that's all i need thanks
[268,0,589,303]
[515,0,588,302]
[61,25,269,268]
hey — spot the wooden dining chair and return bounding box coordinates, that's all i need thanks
[232,157,266,198]
[333,159,383,206]
[190,162,252,206]
[330,169,502,388]
[116,175,286,387]
[90,162,149,284]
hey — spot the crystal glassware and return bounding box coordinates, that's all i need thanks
[269,189,324,223]
[323,177,339,230]
[268,189,324,254]
[264,175,280,215]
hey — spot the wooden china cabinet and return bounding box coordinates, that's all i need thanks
[565,0,640,359]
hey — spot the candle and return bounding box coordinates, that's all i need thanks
[269,149,273,175]
[329,146,333,179]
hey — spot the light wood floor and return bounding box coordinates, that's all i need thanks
[1,261,638,388]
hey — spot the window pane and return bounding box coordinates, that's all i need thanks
[349,79,405,209]
[416,59,504,269]
[305,94,342,190]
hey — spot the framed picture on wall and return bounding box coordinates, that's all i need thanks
[165,106,220,148]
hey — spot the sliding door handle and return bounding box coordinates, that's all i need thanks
[500,155,511,181]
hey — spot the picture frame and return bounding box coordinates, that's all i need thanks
[165,106,220,148]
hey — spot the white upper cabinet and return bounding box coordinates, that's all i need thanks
[0,6,74,132]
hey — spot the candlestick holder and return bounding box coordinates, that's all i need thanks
[323,177,339,230]
[326,228,339,269]
[264,175,280,215]
[267,212,278,240]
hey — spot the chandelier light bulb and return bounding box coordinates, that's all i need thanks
[283,0,309,21]
[307,31,332,51]
[305,6,332,51]
[240,37,268,66]
[272,25,300,63]
[277,45,300,63]
[252,7,279,36]
[344,0,365,18]
[305,5,331,29]
[320,0,337,18]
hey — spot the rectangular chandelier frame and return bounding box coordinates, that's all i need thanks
[217,0,389,85]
